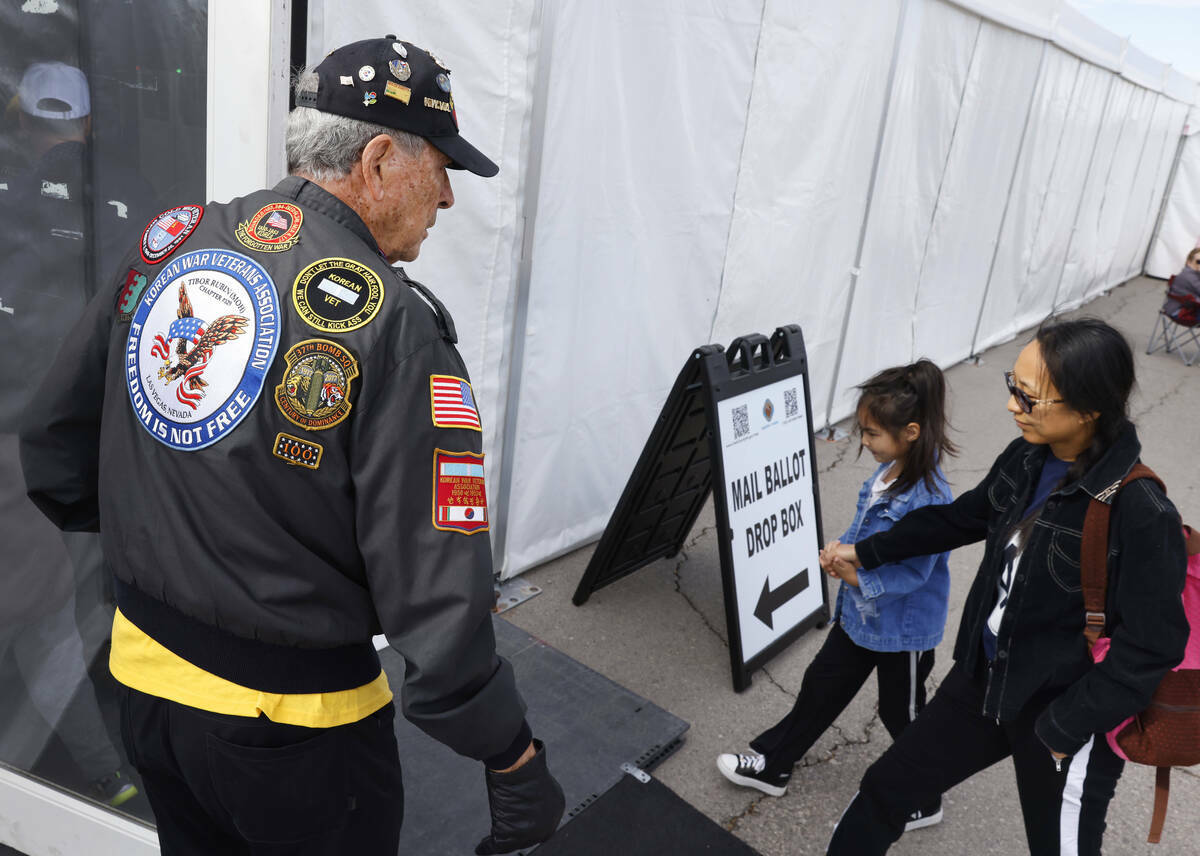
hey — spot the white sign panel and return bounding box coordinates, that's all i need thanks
[716,375,822,661]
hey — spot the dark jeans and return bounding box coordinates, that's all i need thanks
[119,686,404,856]
[826,661,1124,855]
[751,622,934,778]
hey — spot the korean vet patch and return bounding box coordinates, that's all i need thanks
[429,374,481,431]
[274,338,359,431]
[432,449,488,534]
[292,257,384,333]
[140,205,203,264]
[126,249,280,450]
[235,202,303,253]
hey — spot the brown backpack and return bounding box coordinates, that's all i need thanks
[1081,463,1200,844]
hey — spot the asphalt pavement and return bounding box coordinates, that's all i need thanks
[504,275,1200,856]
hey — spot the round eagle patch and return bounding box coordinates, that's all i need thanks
[140,205,203,264]
[126,249,281,450]
[292,257,384,333]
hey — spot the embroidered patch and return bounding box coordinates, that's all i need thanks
[273,338,359,431]
[429,374,481,431]
[116,268,148,322]
[292,258,384,333]
[273,432,323,469]
[126,249,280,450]
[140,205,203,264]
[234,202,303,253]
[432,449,489,534]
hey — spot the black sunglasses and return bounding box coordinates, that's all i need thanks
[1004,371,1063,414]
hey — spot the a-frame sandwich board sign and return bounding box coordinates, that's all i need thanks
[573,325,829,691]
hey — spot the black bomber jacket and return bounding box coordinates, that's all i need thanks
[855,425,1188,755]
[20,177,528,764]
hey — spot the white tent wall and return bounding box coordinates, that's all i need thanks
[499,0,765,576]
[1110,97,1187,286]
[305,0,538,497]
[292,1,1195,578]
[711,0,905,446]
[1053,78,1136,312]
[1146,118,1200,278]
[830,0,1036,424]
[971,50,1100,354]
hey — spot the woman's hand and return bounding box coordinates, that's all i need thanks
[821,540,859,568]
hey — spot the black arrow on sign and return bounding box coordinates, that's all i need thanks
[754,569,810,630]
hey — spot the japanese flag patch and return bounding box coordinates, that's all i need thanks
[429,374,481,431]
[433,449,488,534]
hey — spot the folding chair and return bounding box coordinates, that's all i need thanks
[1146,275,1200,366]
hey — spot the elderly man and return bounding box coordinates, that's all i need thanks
[20,36,563,855]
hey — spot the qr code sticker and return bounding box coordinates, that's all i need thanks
[784,387,798,418]
[732,404,749,439]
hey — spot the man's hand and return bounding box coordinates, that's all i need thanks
[476,739,565,855]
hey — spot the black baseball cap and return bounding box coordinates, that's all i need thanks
[296,35,498,178]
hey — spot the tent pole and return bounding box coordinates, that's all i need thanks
[1094,91,1161,298]
[1047,73,1117,314]
[1141,121,1189,276]
[492,0,556,577]
[908,19,984,357]
[708,0,769,343]
[821,0,910,430]
[965,40,1048,358]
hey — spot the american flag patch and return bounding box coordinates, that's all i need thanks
[430,374,481,431]
[265,211,289,230]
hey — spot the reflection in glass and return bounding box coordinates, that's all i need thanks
[0,0,207,825]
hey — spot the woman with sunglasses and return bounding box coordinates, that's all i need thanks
[822,317,1189,855]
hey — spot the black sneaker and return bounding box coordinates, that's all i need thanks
[903,797,943,831]
[716,752,789,797]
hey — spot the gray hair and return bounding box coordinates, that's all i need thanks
[286,70,425,182]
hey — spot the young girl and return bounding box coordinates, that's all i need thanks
[717,359,956,831]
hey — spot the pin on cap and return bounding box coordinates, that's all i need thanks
[295,35,497,177]
[389,59,410,81]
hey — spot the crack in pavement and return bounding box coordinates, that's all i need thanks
[818,440,852,476]
[671,547,728,647]
[723,793,769,832]
[1131,374,1191,422]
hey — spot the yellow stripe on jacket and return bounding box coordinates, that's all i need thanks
[109,608,392,728]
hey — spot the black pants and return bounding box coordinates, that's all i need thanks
[119,686,404,856]
[826,661,1124,855]
[750,622,935,778]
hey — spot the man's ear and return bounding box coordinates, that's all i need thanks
[359,134,394,202]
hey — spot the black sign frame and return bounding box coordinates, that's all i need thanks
[573,325,829,691]
[702,326,829,691]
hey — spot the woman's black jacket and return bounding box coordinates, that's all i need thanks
[855,424,1188,755]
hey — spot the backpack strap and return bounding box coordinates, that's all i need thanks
[1148,766,1170,844]
[1080,463,1164,650]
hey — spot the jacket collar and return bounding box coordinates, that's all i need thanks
[273,176,384,258]
[1032,422,1141,503]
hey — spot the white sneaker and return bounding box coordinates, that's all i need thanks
[716,752,789,797]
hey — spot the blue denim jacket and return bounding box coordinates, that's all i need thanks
[833,463,953,652]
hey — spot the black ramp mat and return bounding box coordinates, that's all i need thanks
[388,616,689,855]
[535,773,761,855]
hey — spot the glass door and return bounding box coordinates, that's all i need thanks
[0,2,284,852]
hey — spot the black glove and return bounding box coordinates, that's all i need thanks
[475,739,565,855]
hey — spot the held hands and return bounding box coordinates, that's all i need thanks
[820,541,861,587]
[476,740,565,855]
